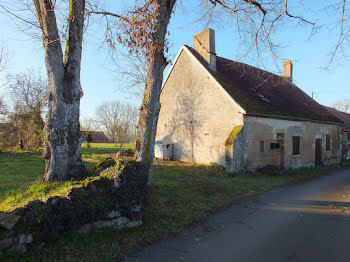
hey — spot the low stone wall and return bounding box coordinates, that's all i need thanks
[0,160,148,256]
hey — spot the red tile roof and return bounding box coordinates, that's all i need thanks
[186,46,341,124]
[81,131,110,143]
[323,107,350,131]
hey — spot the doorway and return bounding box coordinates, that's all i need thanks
[315,138,322,166]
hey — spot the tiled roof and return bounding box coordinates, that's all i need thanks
[185,46,342,124]
[323,107,350,131]
[81,131,110,143]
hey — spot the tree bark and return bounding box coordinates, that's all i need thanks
[135,0,176,186]
[33,0,86,181]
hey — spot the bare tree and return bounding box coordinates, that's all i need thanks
[326,0,350,67]
[7,69,47,112]
[0,43,9,122]
[96,101,138,147]
[0,1,87,180]
[0,96,7,121]
[32,0,86,181]
[0,43,8,75]
[87,0,321,185]
[332,98,350,113]
[5,70,47,149]
[80,117,100,132]
[8,102,44,150]
[111,50,147,99]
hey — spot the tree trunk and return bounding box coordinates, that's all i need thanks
[34,0,86,181]
[135,0,176,186]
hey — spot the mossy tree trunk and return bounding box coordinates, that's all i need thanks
[33,0,86,181]
[135,0,176,186]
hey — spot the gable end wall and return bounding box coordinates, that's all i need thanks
[156,49,244,165]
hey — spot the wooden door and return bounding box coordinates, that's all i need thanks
[315,138,322,166]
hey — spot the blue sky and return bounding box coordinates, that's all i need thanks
[0,1,349,119]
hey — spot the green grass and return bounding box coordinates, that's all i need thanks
[0,144,331,261]
[0,143,133,211]
[81,143,135,160]
[342,160,350,167]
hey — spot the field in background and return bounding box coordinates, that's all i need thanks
[0,143,336,261]
[0,143,134,211]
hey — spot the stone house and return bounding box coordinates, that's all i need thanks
[324,107,350,160]
[155,28,343,172]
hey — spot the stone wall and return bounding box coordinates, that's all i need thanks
[229,116,342,172]
[0,160,148,257]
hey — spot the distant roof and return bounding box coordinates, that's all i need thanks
[323,107,350,131]
[185,46,341,124]
[81,131,110,143]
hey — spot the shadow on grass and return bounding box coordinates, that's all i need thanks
[0,152,45,198]
[1,153,334,261]
[81,143,135,157]
[0,149,112,211]
[16,161,330,261]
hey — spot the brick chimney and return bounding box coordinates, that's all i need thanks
[193,28,216,71]
[283,60,293,81]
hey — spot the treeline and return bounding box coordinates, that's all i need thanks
[0,70,46,150]
[82,101,139,147]
[0,70,139,151]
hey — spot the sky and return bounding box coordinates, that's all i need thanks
[0,1,349,120]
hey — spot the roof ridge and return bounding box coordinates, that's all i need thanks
[216,56,284,80]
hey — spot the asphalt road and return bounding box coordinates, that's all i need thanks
[123,168,350,262]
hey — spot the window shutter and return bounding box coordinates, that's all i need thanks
[293,136,300,155]
[326,134,331,151]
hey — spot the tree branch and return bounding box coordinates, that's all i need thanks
[87,10,131,24]
[0,3,41,29]
[64,0,85,71]
[208,0,238,14]
[328,0,348,67]
[242,0,266,15]
[33,0,63,57]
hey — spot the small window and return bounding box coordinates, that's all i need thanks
[270,143,280,149]
[326,134,331,151]
[259,140,265,152]
[276,133,284,139]
[293,136,301,155]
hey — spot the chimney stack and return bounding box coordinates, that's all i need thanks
[283,60,293,81]
[193,28,216,71]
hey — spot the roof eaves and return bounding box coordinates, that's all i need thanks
[246,113,343,125]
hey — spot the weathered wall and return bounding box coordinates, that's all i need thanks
[343,131,350,160]
[233,116,342,171]
[156,49,244,166]
[157,48,343,172]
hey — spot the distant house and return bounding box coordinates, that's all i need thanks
[81,131,110,143]
[324,107,350,160]
[156,28,343,172]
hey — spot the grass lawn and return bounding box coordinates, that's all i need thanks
[0,143,333,261]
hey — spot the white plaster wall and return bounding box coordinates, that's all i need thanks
[156,49,244,166]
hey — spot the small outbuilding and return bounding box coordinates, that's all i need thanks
[81,131,110,143]
[156,28,343,172]
[324,106,350,160]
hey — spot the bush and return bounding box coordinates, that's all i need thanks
[86,133,93,148]
[95,157,116,173]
